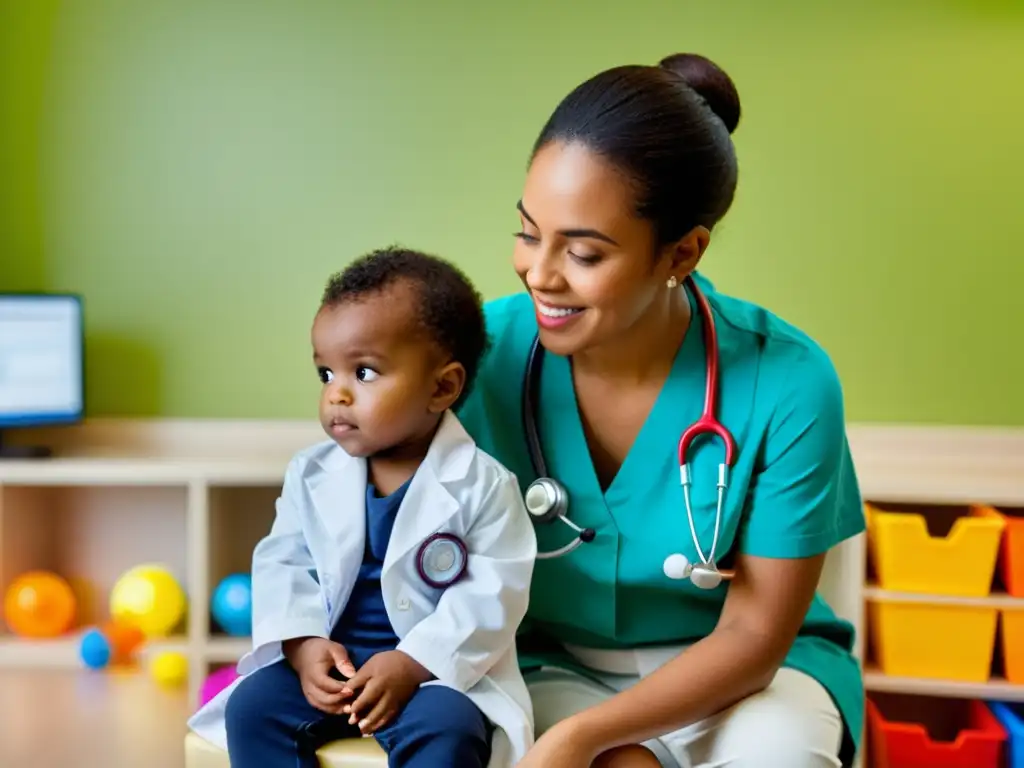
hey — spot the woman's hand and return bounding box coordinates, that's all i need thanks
[517,718,600,768]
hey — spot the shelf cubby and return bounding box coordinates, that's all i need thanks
[206,484,276,638]
[0,483,190,658]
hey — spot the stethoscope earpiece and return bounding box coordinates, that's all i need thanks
[663,553,726,589]
[663,553,693,580]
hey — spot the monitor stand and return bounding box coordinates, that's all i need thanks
[0,430,53,459]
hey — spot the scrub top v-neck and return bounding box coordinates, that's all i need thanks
[454,274,866,760]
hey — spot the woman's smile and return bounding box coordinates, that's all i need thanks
[534,297,585,329]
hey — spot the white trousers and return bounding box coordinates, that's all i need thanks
[527,666,844,768]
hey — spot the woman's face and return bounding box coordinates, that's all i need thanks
[513,141,692,358]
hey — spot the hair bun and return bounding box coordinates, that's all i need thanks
[658,53,741,134]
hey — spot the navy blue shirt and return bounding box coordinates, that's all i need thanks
[329,478,410,668]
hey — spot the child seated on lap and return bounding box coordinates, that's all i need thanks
[188,247,537,768]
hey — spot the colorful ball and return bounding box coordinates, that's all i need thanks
[211,573,251,636]
[199,665,239,707]
[101,620,145,663]
[109,565,186,638]
[3,571,76,638]
[79,627,111,669]
[150,650,188,688]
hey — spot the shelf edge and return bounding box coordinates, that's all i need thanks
[863,586,1024,609]
[863,670,1024,701]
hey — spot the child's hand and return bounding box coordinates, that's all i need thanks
[342,650,433,734]
[283,636,357,714]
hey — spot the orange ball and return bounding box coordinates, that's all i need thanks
[101,620,145,663]
[3,571,76,638]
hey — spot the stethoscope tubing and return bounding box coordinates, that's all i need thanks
[521,275,739,582]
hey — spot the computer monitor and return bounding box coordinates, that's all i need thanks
[0,293,84,458]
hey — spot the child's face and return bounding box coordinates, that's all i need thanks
[311,282,462,459]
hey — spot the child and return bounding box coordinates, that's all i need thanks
[188,247,537,767]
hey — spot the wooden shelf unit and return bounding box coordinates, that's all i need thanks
[849,426,1024,710]
[0,419,1022,716]
[0,420,323,707]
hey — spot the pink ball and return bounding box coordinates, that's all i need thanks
[199,665,239,707]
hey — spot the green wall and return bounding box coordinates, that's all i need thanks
[0,0,57,291]
[2,0,1022,424]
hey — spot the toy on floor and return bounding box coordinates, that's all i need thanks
[211,573,251,636]
[3,563,191,694]
[109,563,186,637]
[199,666,239,707]
[150,650,188,687]
[79,627,113,669]
[102,619,146,661]
[2,570,77,638]
[63,564,186,679]
[77,619,147,669]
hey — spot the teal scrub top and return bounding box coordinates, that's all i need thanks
[455,272,866,762]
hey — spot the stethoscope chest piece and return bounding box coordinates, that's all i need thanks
[523,477,595,559]
[416,533,468,589]
[525,477,567,523]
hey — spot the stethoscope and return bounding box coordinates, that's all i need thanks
[415,533,468,589]
[520,275,738,590]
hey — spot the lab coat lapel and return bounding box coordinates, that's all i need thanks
[308,445,367,586]
[382,411,472,577]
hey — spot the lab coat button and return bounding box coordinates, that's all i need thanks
[398,598,411,611]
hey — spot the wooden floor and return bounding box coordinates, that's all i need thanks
[0,668,190,768]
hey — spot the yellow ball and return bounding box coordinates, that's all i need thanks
[150,650,188,687]
[109,565,186,638]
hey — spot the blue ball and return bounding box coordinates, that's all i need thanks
[211,573,252,636]
[80,628,111,669]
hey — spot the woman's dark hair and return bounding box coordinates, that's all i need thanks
[532,52,741,245]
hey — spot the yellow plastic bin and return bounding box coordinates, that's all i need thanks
[866,503,1006,596]
[1002,608,1024,685]
[868,597,998,682]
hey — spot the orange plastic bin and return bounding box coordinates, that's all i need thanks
[867,697,1007,768]
[868,597,998,681]
[988,507,1024,597]
[1003,607,1024,685]
[867,504,1005,596]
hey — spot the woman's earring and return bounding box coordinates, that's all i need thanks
[666,276,679,288]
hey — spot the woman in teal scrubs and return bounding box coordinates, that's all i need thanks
[456,52,865,767]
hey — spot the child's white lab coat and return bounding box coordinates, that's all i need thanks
[188,411,537,767]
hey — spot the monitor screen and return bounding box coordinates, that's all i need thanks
[0,294,84,429]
